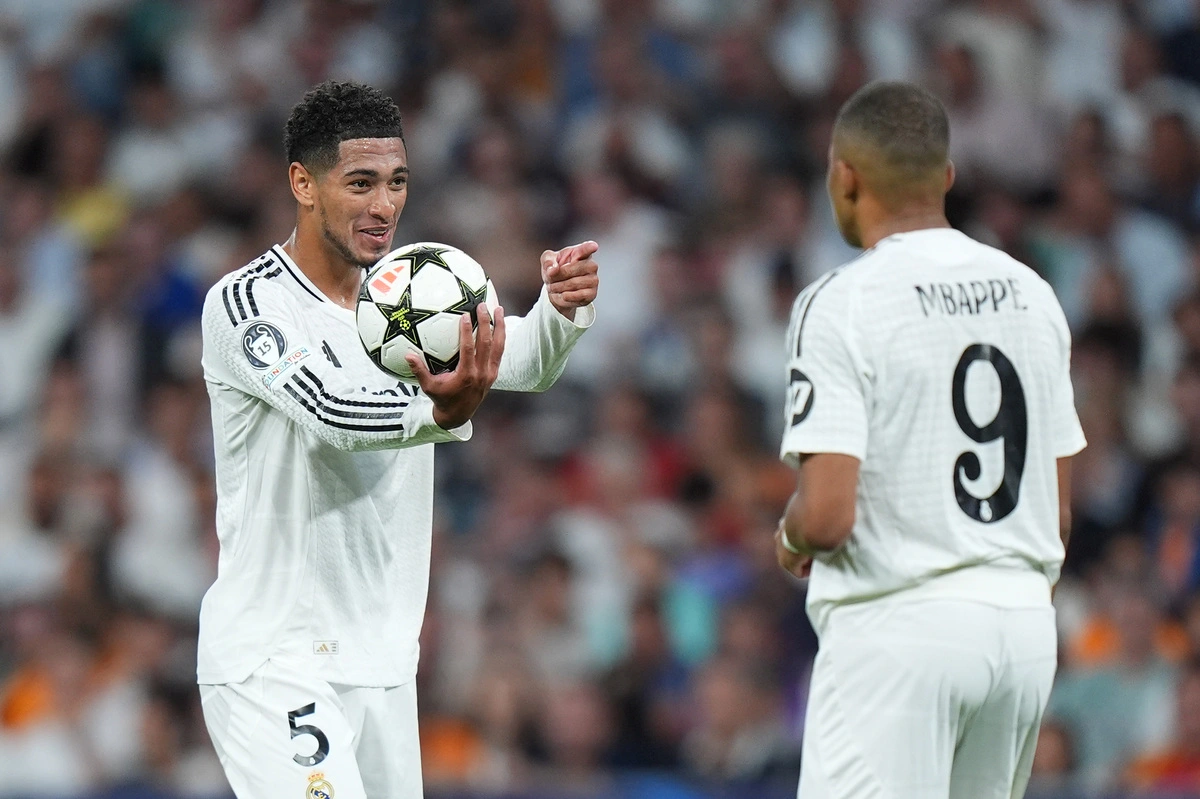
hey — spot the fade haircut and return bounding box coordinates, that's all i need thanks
[284,81,405,174]
[833,82,949,178]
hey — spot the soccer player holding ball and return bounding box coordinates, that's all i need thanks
[197,81,597,798]
[776,82,1084,798]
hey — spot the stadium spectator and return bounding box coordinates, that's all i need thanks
[0,1,1198,795]
[1124,657,1200,793]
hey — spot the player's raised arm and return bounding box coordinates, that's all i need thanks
[492,241,598,392]
[202,277,471,452]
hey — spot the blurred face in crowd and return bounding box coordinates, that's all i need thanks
[541,682,614,770]
[1147,114,1198,194]
[1031,721,1075,777]
[85,245,127,312]
[1112,589,1161,664]
[292,138,408,269]
[935,45,981,107]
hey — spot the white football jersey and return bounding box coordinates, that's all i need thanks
[781,229,1085,632]
[198,245,592,686]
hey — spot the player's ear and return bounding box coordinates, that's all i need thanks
[835,160,858,204]
[290,162,317,210]
[945,160,956,193]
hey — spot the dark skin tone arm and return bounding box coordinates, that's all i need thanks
[1055,457,1072,597]
[775,453,860,578]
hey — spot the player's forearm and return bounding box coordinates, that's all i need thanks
[781,493,829,554]
[493,289,592,392]
[277,366,470,452]
[782,466,856,553]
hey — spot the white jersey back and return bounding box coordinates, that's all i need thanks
[199,246,590,686]
[780,229,1085,631]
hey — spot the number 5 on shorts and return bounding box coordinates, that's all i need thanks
[288,703,330,766]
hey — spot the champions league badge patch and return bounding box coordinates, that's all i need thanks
[307,772,334,799]
[242,321,288,369]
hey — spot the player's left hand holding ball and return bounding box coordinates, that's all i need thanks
[542,240,599,320]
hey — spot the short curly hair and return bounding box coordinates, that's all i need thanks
[284,80,405,174]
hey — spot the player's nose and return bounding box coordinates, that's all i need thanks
[367,189,397,220]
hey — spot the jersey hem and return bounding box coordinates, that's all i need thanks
[808,561,1053,637]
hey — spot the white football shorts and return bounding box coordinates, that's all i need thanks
[200,659,422,799]
[798,597,1057,799]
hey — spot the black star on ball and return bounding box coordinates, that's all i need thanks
[376,286,437,348]
[406,245,454,277]
[446,277,490,328]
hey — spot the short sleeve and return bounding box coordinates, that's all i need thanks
[1048,296,1087,458]
[780,274,869,467]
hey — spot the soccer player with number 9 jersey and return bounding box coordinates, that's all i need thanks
[775,82,1085,798]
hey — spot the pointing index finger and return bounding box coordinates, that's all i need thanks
[556,240,599,266]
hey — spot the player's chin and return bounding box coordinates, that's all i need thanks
[354,231,393,264]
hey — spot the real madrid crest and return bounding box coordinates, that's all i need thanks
[307,772,334,799]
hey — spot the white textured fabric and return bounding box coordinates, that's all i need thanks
[780,228,1085,634]
[798,596,1057,799]
[198,245,592,686]
[200,659,422,799]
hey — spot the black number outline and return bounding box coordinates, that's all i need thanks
[287,703,330,767]
[951,344,1028,523]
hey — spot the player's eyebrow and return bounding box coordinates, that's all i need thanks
[343,166,409,179]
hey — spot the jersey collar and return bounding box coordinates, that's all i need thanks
[271,244,329,304]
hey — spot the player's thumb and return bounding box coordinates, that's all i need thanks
[541,249,558,276]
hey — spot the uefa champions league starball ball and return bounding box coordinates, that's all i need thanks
[357,242,498,382]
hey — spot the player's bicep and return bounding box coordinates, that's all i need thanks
[780,286,868,467]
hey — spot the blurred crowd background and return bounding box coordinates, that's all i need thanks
[0,0,1199,797]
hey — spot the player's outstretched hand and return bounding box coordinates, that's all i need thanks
[542,240,599,320]
[407,304,506,430]
[775,524,813,580]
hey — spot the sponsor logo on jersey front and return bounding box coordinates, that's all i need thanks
[313,641,339,655]
[242,321,288,369]
[263,347,311,388]
[307,772,334,799]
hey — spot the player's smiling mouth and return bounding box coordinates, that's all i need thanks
[358,227,392,244]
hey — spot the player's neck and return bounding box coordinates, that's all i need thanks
[858,208,952,250]
[281,227,363,310]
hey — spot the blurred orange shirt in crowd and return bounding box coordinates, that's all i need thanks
[0,669,54,730]
[1067,617,1190,668]
[1126,750,1200,792]
[421,717,484,782]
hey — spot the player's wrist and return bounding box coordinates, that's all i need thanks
[780,525,815,557]
[431,403,468,430]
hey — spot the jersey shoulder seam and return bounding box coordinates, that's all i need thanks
[792,263,856,358]
[217,252,288,327]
